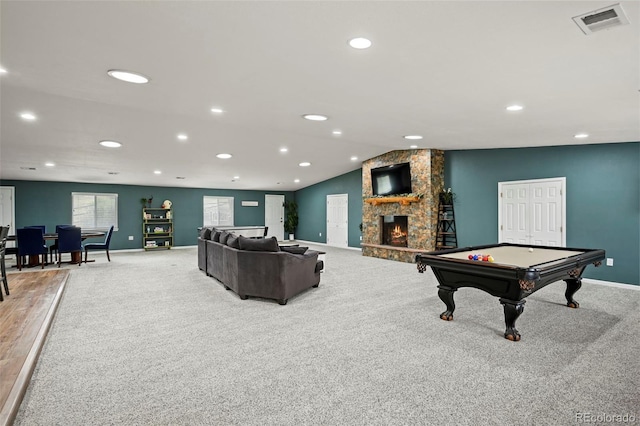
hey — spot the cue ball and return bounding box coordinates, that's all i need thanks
[528,248,534,252]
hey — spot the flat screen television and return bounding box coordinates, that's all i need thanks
[371,162,412,196]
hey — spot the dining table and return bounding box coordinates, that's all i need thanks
[6,230,106,265]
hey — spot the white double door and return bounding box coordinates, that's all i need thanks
[499,177,565,247]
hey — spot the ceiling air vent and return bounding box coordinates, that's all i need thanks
[573,3,630,34]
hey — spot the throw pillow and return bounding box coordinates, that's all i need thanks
[280,246,308,255]
[211,231,221,242]
[238,235,280,252]
[226,234,240,249]
[200,227,212,240]
[219,231,230,245]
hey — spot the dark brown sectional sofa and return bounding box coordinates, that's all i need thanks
[197,228,323,305]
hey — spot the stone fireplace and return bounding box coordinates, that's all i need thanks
[381,215,408,247]
[361,149,444,263]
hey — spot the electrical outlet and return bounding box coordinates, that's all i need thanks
[319,232,322,237]
[128,236,134,241]
[606,258,614,267]
[359,236,362,241]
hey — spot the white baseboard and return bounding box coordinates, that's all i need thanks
[583,278,640,291]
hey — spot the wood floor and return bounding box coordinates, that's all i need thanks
[0,269,69,426]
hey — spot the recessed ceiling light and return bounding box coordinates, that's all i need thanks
[45,162,55,167]
[20,112,36,121]
[154,170,162,175]
[299,162,311,167]
[0,67,7,74]
[294,179,300,183]
[404,135,423,140]
[349,37,372,49]
[107,69,149,84]
[410,145,418,149]
[280,147,288,153]
[177,133,188,141]
[210,107,224,114]
[574,133,589,139]
[350,156,358,161]
[333,130,342,135]
[233,176,240,180]
[216,153,232,159]
[506,105,524,111]
[302,114,328,121]
[99,140,122,148]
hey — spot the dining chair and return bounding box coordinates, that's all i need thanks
[0,225,10,301]
[49,224,73,263]
[16,227,48,270]
[57,226,83,267]
[84,225,114,262]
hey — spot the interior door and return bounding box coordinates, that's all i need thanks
[499,178,565,246]
[265,194,285,241]
[326,194,348,247]
[501,183,529,244]
[0,186,16,248]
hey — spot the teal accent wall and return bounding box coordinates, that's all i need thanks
[294,169,363,247]
[444,142,640,285]
[0,180,293,250]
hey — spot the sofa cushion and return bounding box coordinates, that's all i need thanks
[226,234,241,249]
[219,231,231,245]
[280,246,308,255]
[211,231,221,242]
[200,227,212,240]
[238,235,280,252]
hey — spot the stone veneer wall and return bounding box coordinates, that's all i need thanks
[362,149,444,263]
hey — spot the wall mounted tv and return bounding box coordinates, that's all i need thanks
[371,162,412,196]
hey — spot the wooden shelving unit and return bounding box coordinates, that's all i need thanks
[143,208,173,250]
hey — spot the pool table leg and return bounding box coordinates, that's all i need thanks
[564,278,582,308]
[499,298,526,341]
[437,285,456,321]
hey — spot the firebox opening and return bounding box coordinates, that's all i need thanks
[381,215,408,247]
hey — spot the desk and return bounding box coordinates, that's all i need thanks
[7,231,106,265]
[415,243,605,341]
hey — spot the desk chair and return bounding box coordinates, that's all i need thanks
[84,225,114,262]
[16,227,48,270]
[57,226,83,267]
[0,226,10,301]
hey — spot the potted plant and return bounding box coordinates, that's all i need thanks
[283,200,298,241]
[439,188,455,205]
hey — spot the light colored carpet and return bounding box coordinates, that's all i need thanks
[13,245,640,425]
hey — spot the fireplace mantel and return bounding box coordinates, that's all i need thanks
[364,196,421,206]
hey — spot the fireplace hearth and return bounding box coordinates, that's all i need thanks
[381,215,408,247]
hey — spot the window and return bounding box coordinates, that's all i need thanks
[203,196,234,227]
[72,192,118,231]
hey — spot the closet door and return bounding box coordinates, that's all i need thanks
[499,178,565,246]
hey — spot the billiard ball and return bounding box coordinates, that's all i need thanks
[473,255,478,261]
[487,255,494,262]
[468,254,474,260]
[482,255,488,262]
[528,248,534,253]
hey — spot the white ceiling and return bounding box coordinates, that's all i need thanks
[1,1,638,191]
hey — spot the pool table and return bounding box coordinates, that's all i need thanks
[415,243,605,341]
